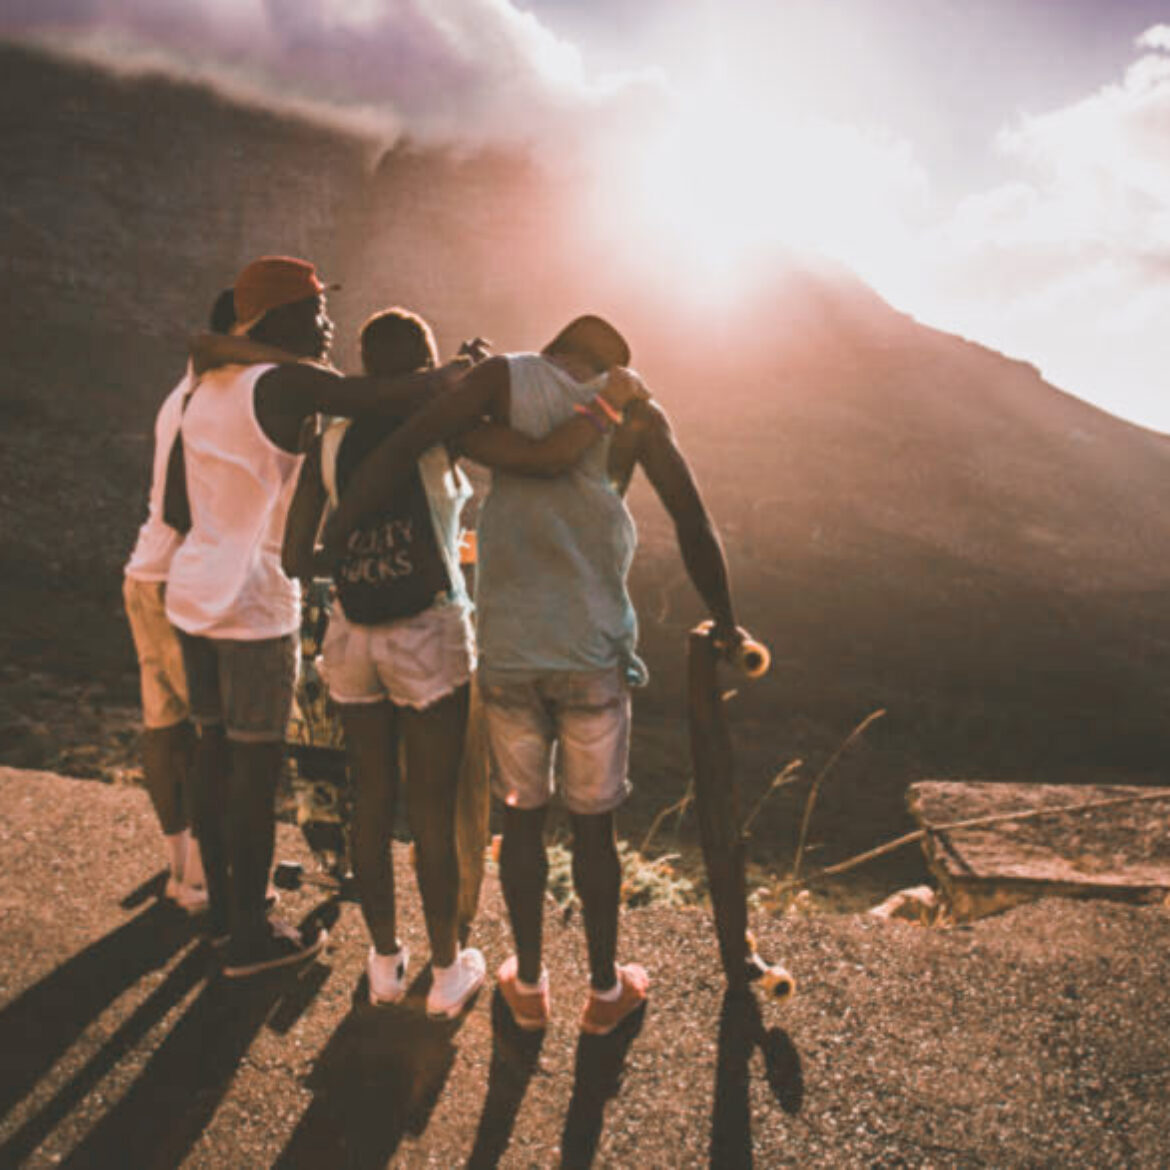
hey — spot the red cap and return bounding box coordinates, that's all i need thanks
[233,256,338,323]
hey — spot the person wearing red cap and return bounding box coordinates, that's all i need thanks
[167,255,477,977]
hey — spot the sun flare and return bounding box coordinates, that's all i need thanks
[591,78,929,308]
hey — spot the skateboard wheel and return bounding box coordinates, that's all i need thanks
[760,966,796,1000]
[734,639,771,679]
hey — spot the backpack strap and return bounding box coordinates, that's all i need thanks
[161,373,202,535]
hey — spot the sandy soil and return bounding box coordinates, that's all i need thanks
[2,767,1168,1168]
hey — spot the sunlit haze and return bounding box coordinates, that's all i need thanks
[4,0,1168,428]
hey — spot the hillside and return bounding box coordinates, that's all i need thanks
[3,41,1170,876]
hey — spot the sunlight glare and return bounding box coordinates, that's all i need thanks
[595,64,930,308]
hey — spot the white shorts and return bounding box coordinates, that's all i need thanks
[320,599,475,710]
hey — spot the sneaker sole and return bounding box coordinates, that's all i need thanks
[426,970,486,1020]
[222,928,327,978]
[507,1010,549,1031]
[580,1005,645,1037]
[369,986,407,1007]
[501,994,550,1031]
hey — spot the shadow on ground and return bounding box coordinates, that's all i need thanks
[0,885,334,1170]
[275,974,469,1170]
[0,889,196,1130]
[711,990,803,1169]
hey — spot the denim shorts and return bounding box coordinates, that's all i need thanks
[123,576,189,729]
[177,631,298,743]
[479,667,631,815]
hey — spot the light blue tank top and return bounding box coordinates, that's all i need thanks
[475,353,648,685]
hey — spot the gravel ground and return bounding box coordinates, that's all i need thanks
[1,766,1168,1169]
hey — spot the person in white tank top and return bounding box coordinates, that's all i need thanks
[174,256,476,979]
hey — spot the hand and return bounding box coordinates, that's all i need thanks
[710,622,746,656]
[600,367,651,412]
[436,356,473,389]
[458,336,492,364]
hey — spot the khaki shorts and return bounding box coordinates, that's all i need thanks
[123,576,189,729]
[480,668,632,816]
[320,600,475,710]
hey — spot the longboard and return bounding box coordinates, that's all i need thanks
[455,678,491,943]
[687,622,795,999]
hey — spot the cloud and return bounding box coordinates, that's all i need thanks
[1137,24,1170,53]
[893,26,1170,430]
[0,0,670,153]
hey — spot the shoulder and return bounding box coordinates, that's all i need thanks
[255,361,338,395]
[468,355,511,387]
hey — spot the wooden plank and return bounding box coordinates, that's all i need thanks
[907,780,1170,921]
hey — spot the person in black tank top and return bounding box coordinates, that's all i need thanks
[284,309,489,1015]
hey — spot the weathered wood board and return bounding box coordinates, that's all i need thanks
[908,781,1170,922]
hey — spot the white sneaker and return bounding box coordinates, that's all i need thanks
[426,948,486,1019]
[368,944,410,1005]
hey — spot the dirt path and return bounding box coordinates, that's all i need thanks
[1,767,1168,1168]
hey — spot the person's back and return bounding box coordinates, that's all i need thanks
[325,412,468,627]
[476,352,644,685]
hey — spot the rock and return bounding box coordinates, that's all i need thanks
[868,884,937,925]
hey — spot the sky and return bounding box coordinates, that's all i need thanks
[3,0,1169,429]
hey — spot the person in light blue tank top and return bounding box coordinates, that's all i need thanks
[470,317,744,1035]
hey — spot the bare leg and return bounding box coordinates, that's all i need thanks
[343,702,402,955]
[141,720,193,837]
[499,804,550,985]
[225,740,282,958]
[401,684,469,969]
[187,722,230,934]
[570,811,622,992]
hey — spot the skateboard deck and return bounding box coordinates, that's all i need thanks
[456,678,491,942]
[687,623,795,999]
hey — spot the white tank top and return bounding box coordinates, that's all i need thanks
[165,363,304,639]
[123,367,191,583]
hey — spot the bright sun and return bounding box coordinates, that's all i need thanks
[591,77,928,308]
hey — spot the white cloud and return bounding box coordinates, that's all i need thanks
[890,25,1170,430]
[1137,24,1170,53]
